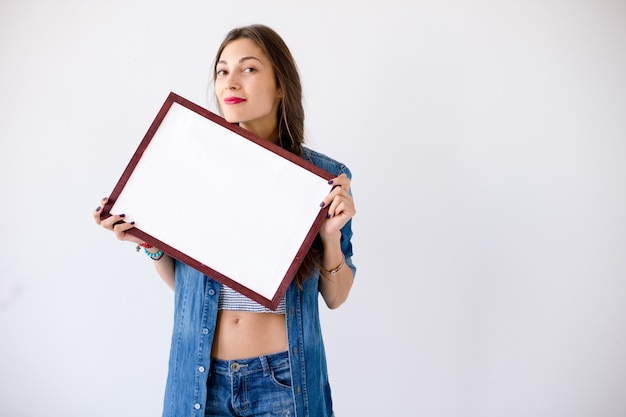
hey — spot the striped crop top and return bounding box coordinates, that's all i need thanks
[218,284,286,314]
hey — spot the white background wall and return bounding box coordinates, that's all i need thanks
[1,1,625,416]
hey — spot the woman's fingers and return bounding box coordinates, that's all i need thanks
[93,197,108,225]
[93,197,139,242]
[329,173,350,192]
[112,219,137,241]
[320,173,356,233]
[320,174,350,209]
[327,193,355,219]
[99,212,126,230]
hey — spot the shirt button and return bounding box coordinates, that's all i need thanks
[198,366,205,373]
[202,328,209,335]
[194,403,201,410]
[230,362,240,372]
[208,289,216,296]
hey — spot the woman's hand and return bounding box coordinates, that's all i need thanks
[93,197,142,244]
[317,173,355,309]
[319,173,356,241]
[93,197,176,289]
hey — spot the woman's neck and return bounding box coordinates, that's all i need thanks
[239,121,278,143]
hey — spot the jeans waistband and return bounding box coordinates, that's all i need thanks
[210,350,290,376]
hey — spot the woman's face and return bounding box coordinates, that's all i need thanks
[215,38,282,140]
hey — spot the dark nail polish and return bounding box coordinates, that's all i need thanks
[320,202,325,208]
[119,214,126,218]
[328,180,334,185]
[130,221,135,225]
[102,197,107,201]
[326,213,332,219]
[95,206,101,212]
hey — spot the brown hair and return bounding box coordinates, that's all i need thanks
[212,24,323,287]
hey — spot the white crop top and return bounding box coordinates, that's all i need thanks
[218,284,286,314]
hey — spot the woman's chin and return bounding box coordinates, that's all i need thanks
[223,115,241,124]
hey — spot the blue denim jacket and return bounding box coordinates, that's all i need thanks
[162,147,356,417]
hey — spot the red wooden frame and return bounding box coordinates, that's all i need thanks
[101,92,333,309]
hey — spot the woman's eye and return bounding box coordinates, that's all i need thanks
[243,67,257,73]
[216,69,227,76]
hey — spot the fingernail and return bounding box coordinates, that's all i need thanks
[130,221,135,225]
[326,213,331,219]
[328,180,334,185]
[320,202,325,208]
[119,214,126,218]
[102,197,107,201]
[95,206,101,212]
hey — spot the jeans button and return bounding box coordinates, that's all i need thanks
[230,362,240,372]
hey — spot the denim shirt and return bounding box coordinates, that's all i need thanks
[162,147,356,417]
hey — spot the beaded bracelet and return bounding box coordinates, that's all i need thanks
[325,256,346,276]
[143,248,164,261]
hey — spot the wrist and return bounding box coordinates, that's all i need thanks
[319,229,341,246]
[144,248,164,260]
[323,255,346,276]
[135,243,164,260]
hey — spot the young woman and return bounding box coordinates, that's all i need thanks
[93,24,356,417]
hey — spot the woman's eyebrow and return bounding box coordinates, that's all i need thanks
[217,56,264,65]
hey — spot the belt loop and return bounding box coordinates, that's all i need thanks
[260,355,270,376]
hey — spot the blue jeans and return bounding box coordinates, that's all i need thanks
[205,351,295,417]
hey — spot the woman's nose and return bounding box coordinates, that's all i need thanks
[224,73,240,90]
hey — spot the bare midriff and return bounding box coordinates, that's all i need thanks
[211,310,288,360]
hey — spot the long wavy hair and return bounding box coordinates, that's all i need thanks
[212,24,323,287]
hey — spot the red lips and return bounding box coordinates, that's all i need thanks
[224,96,246,105]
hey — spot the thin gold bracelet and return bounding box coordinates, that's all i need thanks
[325,256,346,276]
